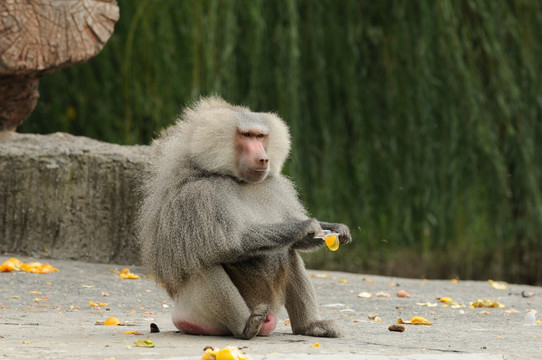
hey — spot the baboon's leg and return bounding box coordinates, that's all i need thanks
[172,265,268,339]
[284,253,343,337]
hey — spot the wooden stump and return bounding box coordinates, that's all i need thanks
[0,0,119,131]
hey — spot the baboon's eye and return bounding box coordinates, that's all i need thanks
[256,133,265,139]
[241,132,251,137]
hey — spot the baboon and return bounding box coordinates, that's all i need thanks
[137,97,351,339]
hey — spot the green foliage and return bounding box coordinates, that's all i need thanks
[22,0,542,284]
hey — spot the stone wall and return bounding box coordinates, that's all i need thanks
[0,133,151,264]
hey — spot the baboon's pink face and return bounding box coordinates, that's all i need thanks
[235,129,269,183]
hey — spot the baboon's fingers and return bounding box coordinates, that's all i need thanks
[294,320,343,338]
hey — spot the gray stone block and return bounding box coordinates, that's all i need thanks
[0,132,151,264]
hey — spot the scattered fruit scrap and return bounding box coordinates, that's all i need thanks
[134,339,155,348]
[202,346,251,360]
[396,289,411,298]
[124,330,143,335]
[416,302,437,307]
[470,299,506,308]
[488,279,509,290]
[309,273,330,278]
[120,268,140,279]
[89,301,108,307]
[0,257,58,273]
[397,316,433,325]
[357,292,372,299]
[104,317,121,326]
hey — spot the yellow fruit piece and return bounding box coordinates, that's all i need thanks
[397,316,433,325]
[416,302,437,307]
[202,347,219,360]
[439,297,453,303]
[409,316,432,324]
[217,347,237,360]
[309,273,330,278]
[488,279,508,290]
[0,258,23,272]
[134,339,155,348]
[89,301,107,307]
[104,317,121,326]
[470,299,506,308]
[120,268,140,279]
[216,346,249,360]
[0,258,58,274]
[311,343,321,348]
[324,234,339,251]
[202,346,249,360]
[357,292,373,299]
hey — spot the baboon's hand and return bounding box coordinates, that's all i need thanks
[301,218,324,239]
[321,222,352,245]
[291,219,324,250]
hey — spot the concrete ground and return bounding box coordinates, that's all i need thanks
[1,255,541,360]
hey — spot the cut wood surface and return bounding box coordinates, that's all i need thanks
[0,0,119,75]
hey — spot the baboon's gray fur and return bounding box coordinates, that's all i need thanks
[137,97,351,339]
